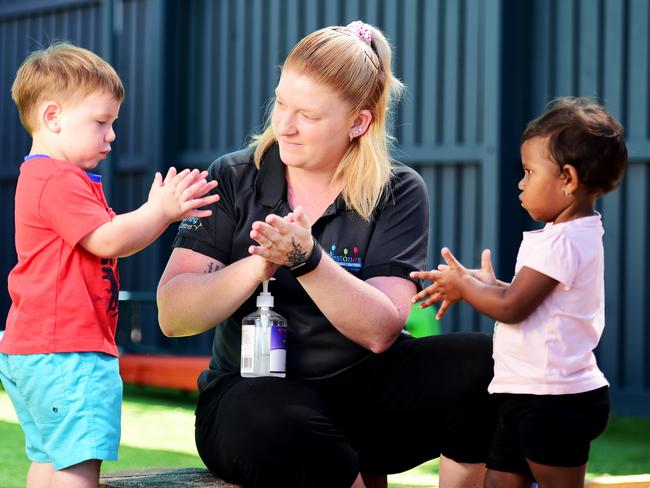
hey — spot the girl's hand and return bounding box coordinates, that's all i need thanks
[438,249,496,286]
[248,206,314,267]
[410,247,468,320]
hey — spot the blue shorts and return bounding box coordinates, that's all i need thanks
[0,352,122,469]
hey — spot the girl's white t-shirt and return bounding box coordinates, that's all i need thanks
[488,214,609,395]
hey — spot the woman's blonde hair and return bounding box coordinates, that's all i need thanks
[251,23,404,220]
[12,42,124,134]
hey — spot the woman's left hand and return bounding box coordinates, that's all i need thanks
[249,206,314,267]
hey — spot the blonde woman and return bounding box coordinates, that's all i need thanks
[157,22,495,488]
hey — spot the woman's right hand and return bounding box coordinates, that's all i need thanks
[251,254,281,282]
[248,206,314,268]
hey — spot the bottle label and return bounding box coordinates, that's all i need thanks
[241,325,255,373]
[269,325,287,374]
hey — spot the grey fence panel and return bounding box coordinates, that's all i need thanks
[622,163,647,389]
[1,0,649,414]
[108,0,215,355]
[406,0,501,335]
[111,0,163,293]
[596,0,625,391]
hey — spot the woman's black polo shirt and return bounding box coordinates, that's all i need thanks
[174,143,429,388]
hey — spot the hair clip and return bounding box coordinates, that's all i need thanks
[346,21,372,46]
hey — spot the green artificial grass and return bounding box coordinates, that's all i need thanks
[0,384,203,488]
[1,384,649,488]
[0,420,203,488]
[588,416,650,475]
[0,422,30,488]
[387,415,650,485]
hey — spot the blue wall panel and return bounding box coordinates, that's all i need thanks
[0,0,648,414]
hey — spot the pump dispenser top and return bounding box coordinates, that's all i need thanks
[257,279,274,309]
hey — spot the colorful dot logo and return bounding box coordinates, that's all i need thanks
[326,243,363,270]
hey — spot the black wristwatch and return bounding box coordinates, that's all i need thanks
[288,237,323,277]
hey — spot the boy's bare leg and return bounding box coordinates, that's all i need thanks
[27,462,55,488]
[49,459,101,488]
[439,455,486,488]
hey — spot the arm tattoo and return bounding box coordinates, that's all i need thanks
[286,237,307,267]
[204,261,224,274]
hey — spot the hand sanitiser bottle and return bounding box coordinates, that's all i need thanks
[240,280,287,378]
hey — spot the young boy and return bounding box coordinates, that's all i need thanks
[0,42,219,487]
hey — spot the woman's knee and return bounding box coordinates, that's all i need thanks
[196,378,359,486]
[485,469,533,488]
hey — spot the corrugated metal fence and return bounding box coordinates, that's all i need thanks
[0,0,648,415]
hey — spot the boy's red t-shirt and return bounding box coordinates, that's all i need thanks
[1,157,119,356]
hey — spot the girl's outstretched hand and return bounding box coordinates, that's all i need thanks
[410,247,469,320]
[411,248,498,320]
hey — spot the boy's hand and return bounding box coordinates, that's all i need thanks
[148,167,220,222]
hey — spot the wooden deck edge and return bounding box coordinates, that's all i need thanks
[586,474,650,487]
[119,354,211,391]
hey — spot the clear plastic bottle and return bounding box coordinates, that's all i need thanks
[240,279,287,377]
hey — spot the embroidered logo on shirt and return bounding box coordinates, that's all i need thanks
[328,244,362,271]
[179,217,202,231]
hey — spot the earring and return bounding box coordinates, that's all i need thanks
[565,191,573,198]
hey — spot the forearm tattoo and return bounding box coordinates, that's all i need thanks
[286,237,307,267]
[204,261,224,274]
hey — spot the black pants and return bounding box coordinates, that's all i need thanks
[195,333,497,488]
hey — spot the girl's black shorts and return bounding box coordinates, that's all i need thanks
[487,385,610,475]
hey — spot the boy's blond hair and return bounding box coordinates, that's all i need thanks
[11,42,124,134]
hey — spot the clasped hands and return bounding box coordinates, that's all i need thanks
[248,206,314,277]
[410,247,496,320]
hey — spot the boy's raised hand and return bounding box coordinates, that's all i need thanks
[148,167,220,222]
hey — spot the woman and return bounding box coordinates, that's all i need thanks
[157,21,495,488]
